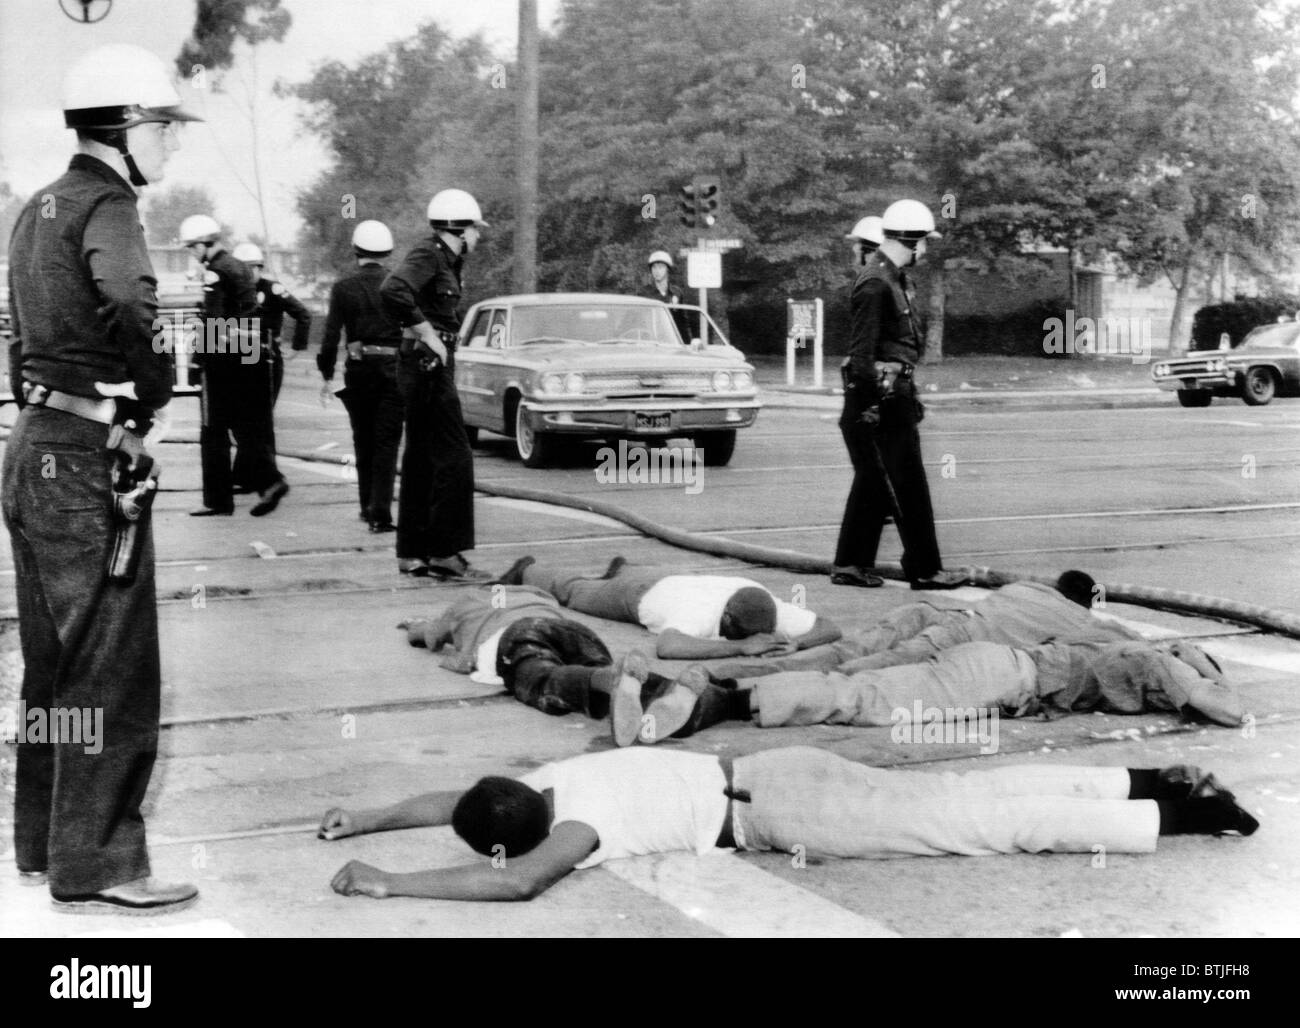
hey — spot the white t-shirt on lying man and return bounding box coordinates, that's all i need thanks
[636,575,817,640]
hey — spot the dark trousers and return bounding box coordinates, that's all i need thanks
[232,347,283,488]
[834,378,944,580]
[396,359,475,559]
[1,406,160,893]
[340,356,404,525]
[201,361,282,509]
[520,564,661,624]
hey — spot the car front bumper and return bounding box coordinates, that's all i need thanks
[520,398,762,436]
[1153,370,1240,392]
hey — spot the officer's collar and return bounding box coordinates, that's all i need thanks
[68,154,136,197]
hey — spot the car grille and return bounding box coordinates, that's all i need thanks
[1166,360,1218,375]
[585,372,713,396]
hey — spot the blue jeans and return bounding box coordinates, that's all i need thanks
[1,406,160,893]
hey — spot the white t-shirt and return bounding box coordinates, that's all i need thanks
[636,575,817,640]
[469,627,507,686]
[520,749,728,869]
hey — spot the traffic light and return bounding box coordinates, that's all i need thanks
[679,175,721,229]
[695,175,719,228]
[679,183,699,227]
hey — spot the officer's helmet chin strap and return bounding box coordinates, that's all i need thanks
[92,128,149,186]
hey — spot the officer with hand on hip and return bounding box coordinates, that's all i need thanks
[2,43,199,914]
[831,200,967,591]
[319,220,405,533]
[380,189,491,580]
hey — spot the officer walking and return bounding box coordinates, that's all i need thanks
[229,242,311,494]
[831,200,967,591]
[319,220,405,533]
[2,43,199,913]
[181,215,289,517]
[379,189,491,580]
[640,250,696,342]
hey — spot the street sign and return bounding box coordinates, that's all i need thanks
[697,238,743,253]
[786,298,824,388]
[686,250,722,289]
[788,300,818,339]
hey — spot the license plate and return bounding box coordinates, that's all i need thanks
[634,411,671,430]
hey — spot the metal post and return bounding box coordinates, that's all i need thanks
[813,297,824,389]
[513,0,539,293]
[698,286,708,346]
[786,299,796,385]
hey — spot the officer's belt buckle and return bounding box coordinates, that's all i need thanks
[23,383,116,424]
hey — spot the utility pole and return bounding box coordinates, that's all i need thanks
[514,0,539,293]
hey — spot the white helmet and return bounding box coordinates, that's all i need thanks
[427,189,488,230]
[882,199,941,241]
[232,242,264,264]
[352,220,394,255]
[63,44,201,131]
[647,250,674,268]
[844,216,884,245]
[179,214,221,245]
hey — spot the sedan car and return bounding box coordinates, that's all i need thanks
[453,293,761,467]
[1152,321,1300,407]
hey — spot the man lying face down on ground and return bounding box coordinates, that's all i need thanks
[706,570,1141,681]
[495,555,842,660]
[319,747,1258,902]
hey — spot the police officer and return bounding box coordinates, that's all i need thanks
[831,200,967,591]
[640,250,696,342]
[231,242,312,404]
[229,242,311,494]
[2,44,199,913]
[319,220,405,532]
[181,215,289,517]
[845,215,884,269]
[380,189,491,579]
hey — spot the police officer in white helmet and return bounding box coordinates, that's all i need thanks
[319,220,406,532]
[3,44,200,914]
[379,190,491,579]
[845,215,884,268]
[831,199,967,591]
[641,250,695,342]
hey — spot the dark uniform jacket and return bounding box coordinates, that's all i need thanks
[252,275,312,355]
[845,251,925,400]
[318,263,403,381]
[197,248,259,375]
[640,280,697,341]
[378,234,464,339]
[7,155,171,413]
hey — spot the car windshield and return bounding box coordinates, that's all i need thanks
[511,304,683,347]
[1239,323,1300,350]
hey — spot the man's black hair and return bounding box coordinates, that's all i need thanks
[452,776,550,857]
[721,587,778,639]
[1055,570,1096,609]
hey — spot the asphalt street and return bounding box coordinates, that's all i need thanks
[1,362,1298,937]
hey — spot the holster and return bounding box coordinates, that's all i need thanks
[106,424,160,584]
[400,328,457,371]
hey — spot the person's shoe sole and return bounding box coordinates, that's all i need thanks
[831,570,884,588]
[609,651,650,747]
[19,870,48,887]
[642,665,710,743]
[189,508,234,517]
[51,892,199,917]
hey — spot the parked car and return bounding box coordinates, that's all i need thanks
[1152,320,1300,407]
[453,293,761,467]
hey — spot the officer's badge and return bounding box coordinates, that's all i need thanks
[203,270,220,286]
[257,291,266,304]
[271,282,285,296]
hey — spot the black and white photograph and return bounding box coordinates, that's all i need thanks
[0,0,1296,965]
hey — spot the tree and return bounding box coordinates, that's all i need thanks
[140,184,221,245]
[175,1,294,249]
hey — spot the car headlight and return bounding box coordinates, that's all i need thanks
[1211,358,1227,372]
[564,372,584,394]
[711,370,732,391]
[731,370,753,391]
[539,372,564,394]
[1154,364,1168,376]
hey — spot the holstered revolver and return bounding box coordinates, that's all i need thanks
[105,424,160,584]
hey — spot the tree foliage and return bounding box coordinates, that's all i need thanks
[176,0,291,82]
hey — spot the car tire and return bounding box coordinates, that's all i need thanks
[693,429,737,467]
[1176,390,1212,408]
[512,400,553,468]
[1241,367,1276,406]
